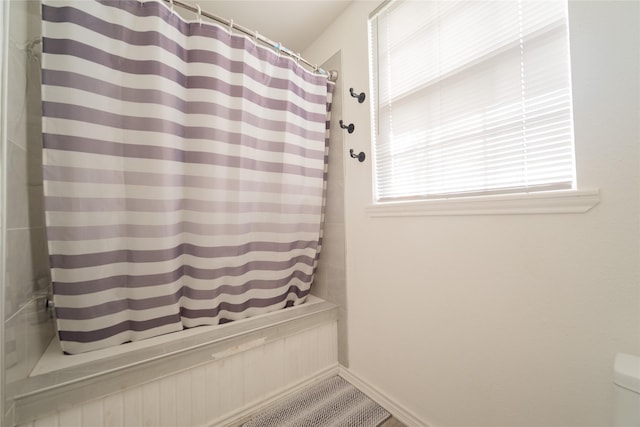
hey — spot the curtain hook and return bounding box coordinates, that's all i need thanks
[295,53,301,64]
[274,42,281,56]
[254,30,259,44]
[228,19,234,36]
[196,4,202,25]
[169,0,174,14]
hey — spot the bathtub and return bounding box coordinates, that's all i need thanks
[9,296,339,427]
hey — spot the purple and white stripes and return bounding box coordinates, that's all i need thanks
[42,0,334,354]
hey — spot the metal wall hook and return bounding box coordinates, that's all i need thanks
[349,149,365,162]
[349,88,366,103]
[339,120,355,133]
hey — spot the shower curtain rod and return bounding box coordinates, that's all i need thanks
[159,0,338,81]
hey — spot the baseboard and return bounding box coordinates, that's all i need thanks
[211,363,431,427]
[338,366,430,427]
[213,363,341,427]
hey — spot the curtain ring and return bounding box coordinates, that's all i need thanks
[254,30,259,44]
[228,19,234,36]
[274,42,281,56]
[169,0,174,14]
[196,4,202,25]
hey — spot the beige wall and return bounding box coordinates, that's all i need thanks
[304,1,640,426]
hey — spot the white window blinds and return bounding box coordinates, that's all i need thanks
[370,0,576,202]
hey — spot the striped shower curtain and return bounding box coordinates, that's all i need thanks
[41,0,334,354]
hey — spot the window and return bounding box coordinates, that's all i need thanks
[369,0,577,204]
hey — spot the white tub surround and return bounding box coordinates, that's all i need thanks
[7,297,338,426]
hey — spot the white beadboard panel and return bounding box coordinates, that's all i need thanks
[318,320,338,368]
[141,382,160,427]
[57,407,81,427]
[175,370,192,427]
[218,353,245,415]
[189,366,207,427]
[158,376,177,427]
[331,321,339,363]
[103,393,124,427]
[14,298,337,426]
[15,319,338,427]
[242,345,267,405]
[122,388,142,427]
[283,331,306,385]
[203,363,220,423]
[305,327,322,375]
[261,338,286,394]
[81,400,104,427]
[32,416,56,427]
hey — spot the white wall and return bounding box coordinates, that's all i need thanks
[304,1,640,426]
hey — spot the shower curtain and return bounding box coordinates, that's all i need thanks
[41,0,334,354]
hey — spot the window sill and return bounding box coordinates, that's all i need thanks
[365,189,601,217]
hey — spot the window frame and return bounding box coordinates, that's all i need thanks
[365,188,600,217]
[366,0,599,216]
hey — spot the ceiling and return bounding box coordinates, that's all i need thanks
[175,1,353,54]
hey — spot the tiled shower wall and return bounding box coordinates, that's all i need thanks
[3,0,54,420]
[310,52,349,366]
